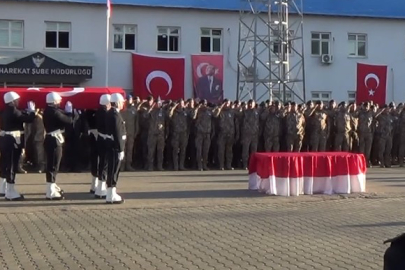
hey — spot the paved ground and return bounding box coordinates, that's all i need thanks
[0,167,405,269]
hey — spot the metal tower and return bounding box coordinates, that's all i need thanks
[237,0,306,103]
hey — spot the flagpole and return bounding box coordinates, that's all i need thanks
[105,0,110,87]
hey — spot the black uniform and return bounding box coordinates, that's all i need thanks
[106,108,126,188]
[86,110,98,178]
[96,107,109,181]
[43,105,72,183]
[1,104,35,184]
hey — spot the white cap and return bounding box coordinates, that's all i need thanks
[110,93,125,103]
[46,92,62,103]
[4,91,20,104]
[99,94,111,106]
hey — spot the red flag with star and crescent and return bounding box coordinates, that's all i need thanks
[132,53,185,100]
[356,63,387,106]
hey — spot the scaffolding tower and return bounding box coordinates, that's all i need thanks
[237,0,306,103]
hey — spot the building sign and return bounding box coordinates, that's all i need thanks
[0,52,93,84]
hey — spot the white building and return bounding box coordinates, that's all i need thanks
[1,0,405,104]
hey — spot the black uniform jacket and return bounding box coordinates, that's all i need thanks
[96,107,109,135]
[1,104,35,132]
[106,108,126,152]
[43,105,73,133]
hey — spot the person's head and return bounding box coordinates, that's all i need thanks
[199,99,208,108]
[46,92,62,107]
[389,102,396,110]
[316,100,323,110]
[206,65,215,76]
[223,99,231,108]
[291,102,297,112]
[269,104,276,113]
[127,94,133,105]
[110,93,125,111]
[247,99,255,109]
[187,98,194,108]
[4,91,20,107]
[134,96,140,105]
[99,94,111,109]
[362,102,370,111]
[339,101,347,111]
[178,99,185,109]
[147,95,154,106]
[329,99,336,109]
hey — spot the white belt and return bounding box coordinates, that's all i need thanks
[88,129,98,139]
[46,129,65,144]
[4,130,22,145]
[98,132,113,140]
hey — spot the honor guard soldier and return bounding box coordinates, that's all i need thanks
[1,92,36,200]
[94,94,111,199]
[86,108,98,194]
[43,92,73,200]
[105,93,126,204]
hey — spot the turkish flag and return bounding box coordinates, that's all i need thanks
[132,53,185,100]
[356,63,387,106]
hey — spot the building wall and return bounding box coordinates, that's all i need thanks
[1,1,405,103]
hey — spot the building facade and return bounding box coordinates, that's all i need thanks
[1,0,405,103]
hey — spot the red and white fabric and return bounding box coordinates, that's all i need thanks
[0,87,125,110]
[248,152,367,196]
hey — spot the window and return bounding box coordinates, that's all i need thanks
[157,27,180,52]
[200,28,222,53]
[311,91,331,103]
[348,91,356,103]
[273,30,293,54]
[45,22,70,49]
[0,20,23,48]
[348,34,366,57]
[311,32,330,56]
[113,24,136,51]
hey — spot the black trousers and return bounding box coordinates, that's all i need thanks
[44,136,63,183]
[107,148,121,188]
[97,137,108,181]
[89,134,98,177]
[1,135,22,184]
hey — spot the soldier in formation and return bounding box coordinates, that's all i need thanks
[4,95,405,180]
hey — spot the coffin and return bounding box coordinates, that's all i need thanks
[0,87,126,110]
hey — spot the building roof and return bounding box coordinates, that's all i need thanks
[25,0,405,19]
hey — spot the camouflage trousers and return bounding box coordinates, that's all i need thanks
[378,136,393,167]
[334,132,350,152]
[217,132,234,169]
[310,133,327,152]
[147,133,165,171]
[195,133,211,170]
[286,134,303,152]
[171,131,189,171]
[359,132,373,165]
[122,134,135,170]
[264,135,280,152]
[398,133,405,166]
[241,135,258,168]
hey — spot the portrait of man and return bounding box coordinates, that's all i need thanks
[195,64,223,103]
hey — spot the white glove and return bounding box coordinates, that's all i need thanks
[65,101,73,113]
[118,151,124,161]
[27,101,35,113]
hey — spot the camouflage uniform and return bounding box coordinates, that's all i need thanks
[139,106,151,169]
[240,108,259,168]
[146,107,167,171]
[302,108,313,152]
[261,110,282,152]
[170,107,189,171]
[376,113,394,167]
[214,107,237,170]
[285,111,305,152]
[194,107,213,170]
[334,109,351,151]
[357,110,374,166]
[120,103,139,171]
[309,110,328,151]
[326,108,336,151]
[398,110,405,166]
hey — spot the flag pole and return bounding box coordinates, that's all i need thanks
[105,0,111,87]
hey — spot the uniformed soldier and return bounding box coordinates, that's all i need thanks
[86,109,98,193]
[308,101,328,152]
[1,92,36,200]
[169,99,189,171]
[105,93,126,204]
[334,102,352,152]
[94,94,111,199]
[193,99,213,171]
[30,109,46,173]
[43,92,73,200]
[120,95,139,171]
[285,102,305,152]
[240,100,259,169]
[376,105,394,168]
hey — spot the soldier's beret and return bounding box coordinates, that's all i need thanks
[291,102,296,106]
[316,100,322,105]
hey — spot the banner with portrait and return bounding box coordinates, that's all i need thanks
[191,54,224,103]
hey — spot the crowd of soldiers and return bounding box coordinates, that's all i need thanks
[14,96,404,177]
